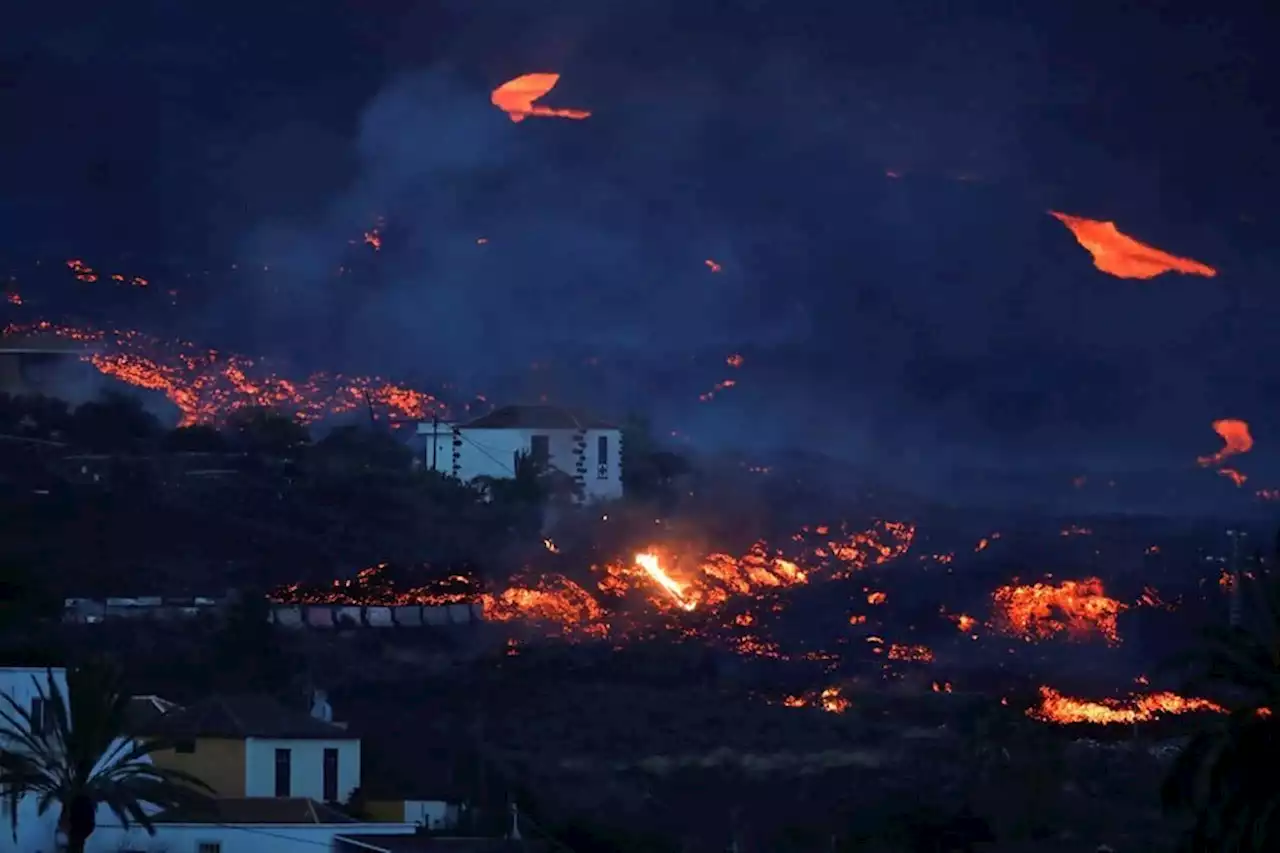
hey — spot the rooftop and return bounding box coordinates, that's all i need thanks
[154,797,357,825]
[132,693,351,740]
[460,405,617,431]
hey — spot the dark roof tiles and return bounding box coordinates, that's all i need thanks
[133,694,350,740]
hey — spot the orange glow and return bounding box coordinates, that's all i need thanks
[865,591,886,605]
[1028,685,1224,725]
[1219,467,1247,487]
[705,259,723,273]
[4,322,444,427]
[1049,211,1217,280]
[698,378,737,402]
[782,686,849,714]
[726,353,744,368]
[491,73,591,123]
[633,552,696,611]
[992,577,1126,644]
[1197,419,1253,467]
[886,643,933,662]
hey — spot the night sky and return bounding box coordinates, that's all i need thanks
[3,1,1278,500]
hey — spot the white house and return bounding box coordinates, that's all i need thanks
[417,405,624,503]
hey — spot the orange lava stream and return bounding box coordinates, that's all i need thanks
[491,73,591,123]
[1197,418,1253,468]
[3,322,444,427]
[1027,686,1224,725]
[1049,211,1217,280]
[992,577,1126,644]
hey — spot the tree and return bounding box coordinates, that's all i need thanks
[1162,558,1280,852]
[311,425,412,476]
[68,391,162,454]
[222,406,310,457]
[160,424,228,453]
[620,414,690,508]
[0,664,214,853]
[209,588,296,695]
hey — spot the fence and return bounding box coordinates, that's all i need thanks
[62,598,486,627]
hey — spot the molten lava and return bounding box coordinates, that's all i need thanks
[1197,418,1253,468]
[1028,686,1224,725]
[3,322,444,427]
[491,73,591,123]
[992,577,1126,644]
[1049,211,1217,280]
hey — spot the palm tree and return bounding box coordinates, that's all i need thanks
[0,663,214,853]
[1162,553,1280,852]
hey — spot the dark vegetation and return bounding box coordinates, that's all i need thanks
[3,389,1280,850]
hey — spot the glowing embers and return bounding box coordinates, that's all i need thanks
[992,577,1126,644]
[491,73,591,123]
[1027,686,1224,725]
[1049,211,1216,280]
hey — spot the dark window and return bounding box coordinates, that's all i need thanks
[274,748,291,797]
[597,435,609,466]
[529,434,550,465]
[175,739,196,754]
[30,697,51,735]
[323,748,339,801]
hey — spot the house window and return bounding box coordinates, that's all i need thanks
[30,697,52,735]
[597,435,609,479]
[175,739,196,754]
[323,747,339,801]
[529,434,550,465]
[274,748,291,797]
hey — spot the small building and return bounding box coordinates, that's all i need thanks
[134,694,362,803]
[417,405,623,503]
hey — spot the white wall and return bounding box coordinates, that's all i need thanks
[244,739,361,802]
[417,425,623,502]
[86,820,417,853]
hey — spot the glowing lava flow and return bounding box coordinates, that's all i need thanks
[1049,211,1217,280]
[992,577,1127,644]
[3,322,444,426]
[491,73,591,123]
[1197,418,1253,468]
[1028,686,1224,725]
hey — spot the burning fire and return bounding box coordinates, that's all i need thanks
[992,577,1127,644]
[1049,211,1217,280]
[782,686,850,714]
[1027,686,1224,725]
[491,73,591,123]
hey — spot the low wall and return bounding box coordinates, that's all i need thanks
[269,602,486,628]
[63,598,486,627]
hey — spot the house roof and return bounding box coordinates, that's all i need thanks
[123,694,182,732]
[337,835,545,853]
[132,694,351,740]
[154,797,357,825]
[461,405,617,431]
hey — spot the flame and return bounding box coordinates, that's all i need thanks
[1197,419,1253,467]
[1049,211,1217,280]
[705,259,722,273]
[633,552,696,611]
[543,538,559,554]
[726,353,744,368]
[1028,686,1224,725]
[491,73,591,123]
[886,643,933,662]
[782,686,849,714]
[992,577,1126,644]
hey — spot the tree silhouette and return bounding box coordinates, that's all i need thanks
[68,392,162,453]
[161,424,228,453]
[223,406,310,457]
[0,664,214,853]
[1162,552,1280,852]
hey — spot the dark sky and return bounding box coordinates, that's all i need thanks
[2,0,1279,494]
